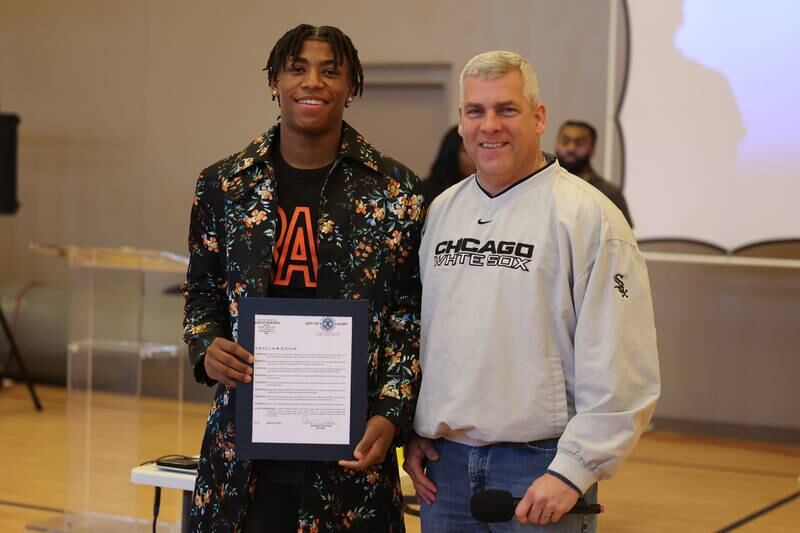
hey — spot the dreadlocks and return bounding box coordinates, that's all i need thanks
[265,24,364,98]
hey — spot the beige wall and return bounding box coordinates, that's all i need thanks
[3,2,799,433]
[0,0,614,286]
[646,259,800,432]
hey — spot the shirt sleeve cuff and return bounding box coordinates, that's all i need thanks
[547,452,598,494]
[369,397,411,445]
[192,352,217,387]
[546,470,582,495]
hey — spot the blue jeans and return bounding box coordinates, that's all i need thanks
[420,438,598,533]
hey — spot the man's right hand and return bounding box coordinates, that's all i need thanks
[203,337,254,387]
[402,435,440,505]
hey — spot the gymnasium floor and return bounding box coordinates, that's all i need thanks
[1,384,797,532]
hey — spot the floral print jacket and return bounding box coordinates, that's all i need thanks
[183,122,424,532]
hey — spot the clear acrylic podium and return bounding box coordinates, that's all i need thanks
[28,245,189,532]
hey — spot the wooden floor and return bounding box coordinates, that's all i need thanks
[1,384,798,532]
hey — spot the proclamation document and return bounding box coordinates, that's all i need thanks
[252,314,351,445]
[235,298,368,461]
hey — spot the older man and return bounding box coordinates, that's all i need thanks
[404,51,660,532]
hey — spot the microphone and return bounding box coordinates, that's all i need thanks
[470,489,604,522]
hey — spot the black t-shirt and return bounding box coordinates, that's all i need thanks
[269,151,332,299]
[587,172,634,228]
[254,152,332,488]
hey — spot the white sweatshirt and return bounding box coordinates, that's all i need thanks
[414,155,661,493]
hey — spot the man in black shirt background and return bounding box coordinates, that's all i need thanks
[555,120,634,227]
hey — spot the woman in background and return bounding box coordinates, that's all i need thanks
[421,126,476,203]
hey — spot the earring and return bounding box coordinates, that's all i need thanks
[345,96,353,108]
[271,89,278,101]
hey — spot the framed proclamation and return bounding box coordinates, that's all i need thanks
[235,297,369,461]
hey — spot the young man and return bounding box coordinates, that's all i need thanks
[404,51,660,532]
[555,120,633,227]
[183,24,424,532]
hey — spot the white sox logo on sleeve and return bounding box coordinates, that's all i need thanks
[613,273,629,298]
[434,238,534,271]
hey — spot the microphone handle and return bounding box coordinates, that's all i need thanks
[511,498,604,515]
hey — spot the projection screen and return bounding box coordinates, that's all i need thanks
[620,0,800,250]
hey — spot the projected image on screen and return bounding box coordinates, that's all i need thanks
[621,0,799,250]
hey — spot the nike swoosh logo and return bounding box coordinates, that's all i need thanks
[477,219,492,224]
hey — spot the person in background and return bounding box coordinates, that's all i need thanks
[555,120,633,227]
[421,125,476,203]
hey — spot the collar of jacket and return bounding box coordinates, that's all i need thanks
[222,121,384,202]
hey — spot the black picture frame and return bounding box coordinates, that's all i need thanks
[235,297,369,461]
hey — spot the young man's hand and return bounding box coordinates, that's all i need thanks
[203,337,253,387]
[338,415,397,471]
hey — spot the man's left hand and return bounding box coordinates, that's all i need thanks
[514,473,580,525]
[338,415,397,471]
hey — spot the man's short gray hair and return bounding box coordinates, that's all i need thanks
[459,51,540,105]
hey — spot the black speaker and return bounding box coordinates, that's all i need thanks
[0,113,20,214]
